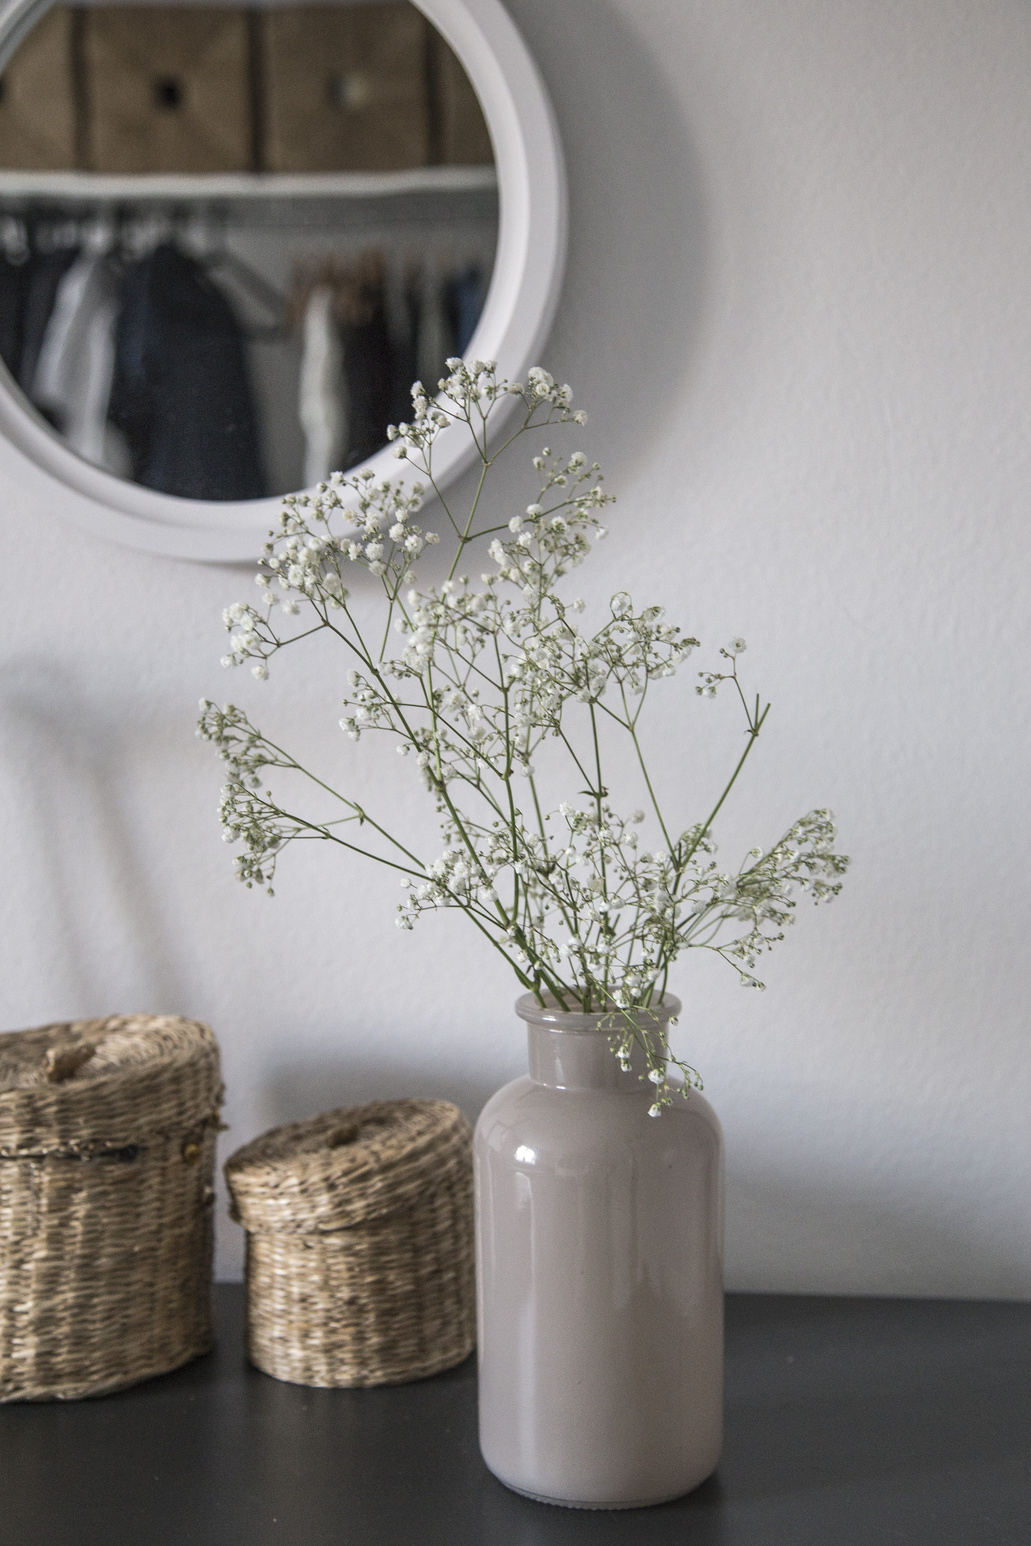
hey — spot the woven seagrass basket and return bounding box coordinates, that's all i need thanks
[0,1014,222,1402]
[225,1098,475,1388]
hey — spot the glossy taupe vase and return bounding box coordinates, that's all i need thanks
[474,994,724,1509]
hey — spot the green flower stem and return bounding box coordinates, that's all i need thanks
[447,458,490,583]
[679,701,770,874]
[245,735,426,871]
[244,788,427,880]
[627,720,675,854]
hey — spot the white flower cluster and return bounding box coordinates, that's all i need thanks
[200,360,848,1109]
[695,637,749,698]
[387,360,585,465]
[218,469,440,683]
[393,799,844,1011]
[197,700,294,889]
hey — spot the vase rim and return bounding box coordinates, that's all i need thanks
[515,992,682,1034]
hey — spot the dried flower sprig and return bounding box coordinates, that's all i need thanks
[200,360,848,1109]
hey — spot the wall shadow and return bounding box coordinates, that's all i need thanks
[224,1065,1031,1300]
[726,1160,1031,1300]
[257,1051,509,1134]
[423,0,709,532]
[510,0,710,465]
[0,654,187,1019]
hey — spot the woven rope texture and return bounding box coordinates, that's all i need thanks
[225,1098,475,1388]
[0,1015,222,1402]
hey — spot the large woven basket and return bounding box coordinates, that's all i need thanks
[0,1014,222,1402]
[225,1098,475,1388]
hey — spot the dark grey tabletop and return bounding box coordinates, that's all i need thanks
[1,1287,1028,1546]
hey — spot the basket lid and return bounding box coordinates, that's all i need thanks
[224,1098,471,1234]
[0,1015,222,1156]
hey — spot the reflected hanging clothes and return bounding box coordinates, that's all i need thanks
[416,250,448,394]
[18,246,80,397]
[293,253,394,480]
[32,252,128,474]
[0,244,80,394]
[341,275,392,471]
[108,243,265,502]
[0,251,29,382]
[384,260,418,426]
[299,284,345,487]
[445,265,486,358]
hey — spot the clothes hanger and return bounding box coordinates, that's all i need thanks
[187,203,290,340]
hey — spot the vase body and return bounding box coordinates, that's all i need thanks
[474,995,724,1509]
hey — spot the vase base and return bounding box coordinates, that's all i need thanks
[497,1478,695,1511]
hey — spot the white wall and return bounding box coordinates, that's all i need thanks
[1,0,1028,1296]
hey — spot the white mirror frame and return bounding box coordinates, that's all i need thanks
[0,0,566,562]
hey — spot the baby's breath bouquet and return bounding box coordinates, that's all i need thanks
[200,362,847,1110]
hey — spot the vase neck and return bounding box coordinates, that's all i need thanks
[516,993,681,1092]
[528,1024,643,1090]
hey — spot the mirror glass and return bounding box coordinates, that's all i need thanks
[0,0,497,500]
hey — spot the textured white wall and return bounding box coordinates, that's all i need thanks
[1,0,1028,1295]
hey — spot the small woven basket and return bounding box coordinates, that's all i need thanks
[0,1014,222,1402]
[225,1098,476,1388]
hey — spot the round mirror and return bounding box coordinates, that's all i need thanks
[0,0,565,559]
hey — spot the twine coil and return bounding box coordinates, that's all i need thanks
[225,1098,476,1388]
[0,1014,222,1402]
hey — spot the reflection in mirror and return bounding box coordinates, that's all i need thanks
[0,1,497,500]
